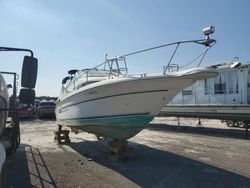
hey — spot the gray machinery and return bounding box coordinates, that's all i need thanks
[0,47,38,187]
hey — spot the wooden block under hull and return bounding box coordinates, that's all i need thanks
[107,140,133,161]
[54,124,71,144]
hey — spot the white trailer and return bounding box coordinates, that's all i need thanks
[170,62,250,105]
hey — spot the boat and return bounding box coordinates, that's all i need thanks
[56,26,218,141]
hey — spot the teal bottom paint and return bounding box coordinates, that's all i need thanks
[58,114,154,140]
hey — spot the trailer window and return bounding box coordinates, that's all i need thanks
[182,90,192,95]
[214,73,226,94]
[204,78,212,95]
[214,83,226,94]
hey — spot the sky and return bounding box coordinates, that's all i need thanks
[0,0,249,97]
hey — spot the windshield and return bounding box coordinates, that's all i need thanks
[70,69,107,83]
[80,69,107,77]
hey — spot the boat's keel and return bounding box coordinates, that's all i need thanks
[107,140,133,162]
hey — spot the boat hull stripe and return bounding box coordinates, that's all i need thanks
[57,89,168,112]
[59,112,150,121]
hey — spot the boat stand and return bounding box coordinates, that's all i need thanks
[54,124,71,144]
[107,140,133,161]
[196,118,203,127]
[176,117,180,131]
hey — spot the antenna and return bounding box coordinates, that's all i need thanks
[202,26,215,40]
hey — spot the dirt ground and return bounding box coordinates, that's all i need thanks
[5,117,250,188]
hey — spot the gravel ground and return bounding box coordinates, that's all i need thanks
[5,117,250,188]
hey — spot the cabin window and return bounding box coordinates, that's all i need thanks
[182,89,192,95]
[77,81,98,89]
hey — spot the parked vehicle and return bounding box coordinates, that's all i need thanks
[37,101,56,118]
[0,46,38,187]
[17,104,33,118]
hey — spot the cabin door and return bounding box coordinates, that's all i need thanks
[247,68,250,104]
[247,87,250,104]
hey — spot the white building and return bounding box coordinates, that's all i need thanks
[170,63,250,105]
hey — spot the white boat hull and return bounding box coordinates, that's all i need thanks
[56,71,217,139]
[56,76,196,119]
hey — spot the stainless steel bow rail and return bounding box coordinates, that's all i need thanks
[93,26,216,77]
